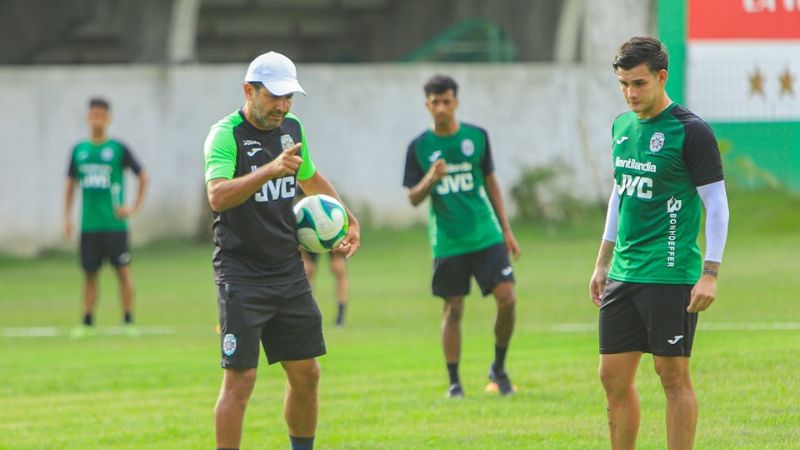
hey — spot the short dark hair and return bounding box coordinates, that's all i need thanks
[248,81,263,90]
[612,36,668,73]
[89,97,110,111]
[424,75,458,97]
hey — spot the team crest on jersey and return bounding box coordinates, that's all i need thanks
[280,134,295,151]
[649,132,665,153]
[461,139,475,157]
[101,147,114,161]
[222,333,237,356]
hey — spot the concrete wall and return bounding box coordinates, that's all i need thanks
[0,63,627,256]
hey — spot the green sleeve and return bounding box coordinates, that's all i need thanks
[204,123,236,182]
[290,113,317,181]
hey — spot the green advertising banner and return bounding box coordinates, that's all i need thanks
[659,0,800,191]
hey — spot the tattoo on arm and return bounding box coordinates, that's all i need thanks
[702,261,720,278]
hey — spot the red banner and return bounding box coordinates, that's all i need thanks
[689,0,800,39]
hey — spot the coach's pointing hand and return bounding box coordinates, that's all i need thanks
[270,142,303,177]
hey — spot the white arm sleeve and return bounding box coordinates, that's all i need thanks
[602,185,620,242]
[697,180,729,263]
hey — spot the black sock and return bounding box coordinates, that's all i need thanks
[124,312,133,324]
[83,313,93,326]
[335,303,346,325]
[493,346,508,372]
[289,435,314,450]
[447,362,460,385]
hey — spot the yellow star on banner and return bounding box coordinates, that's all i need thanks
[780,69,794,96]
[749,68,765,96]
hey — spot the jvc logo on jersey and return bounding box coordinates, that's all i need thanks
[615,174,653,199]
[80,165,113,189]
[665,196,682,268]
[82,172,111,189]
[252,166,296,202]
[436,172,474,195]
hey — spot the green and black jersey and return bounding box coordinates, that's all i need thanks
[204,110,316,286]
[609,103,723,284]
[67,139,142,232]
[403,122,503,258]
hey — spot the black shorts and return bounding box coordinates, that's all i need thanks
[432,243,514,297]
[217,281,326,368]
[599,280,698,357]
[304,251,343,264]
[80,231,131,273]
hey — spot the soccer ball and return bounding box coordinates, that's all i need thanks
[294,194,349,253]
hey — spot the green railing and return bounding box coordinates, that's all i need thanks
[402,18,518,63]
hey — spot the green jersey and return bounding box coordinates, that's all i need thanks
[67,139,142,232]
[403,122,503,258]
[609,103,723,284]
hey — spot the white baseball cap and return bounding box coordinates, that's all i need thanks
[244,51,306,96]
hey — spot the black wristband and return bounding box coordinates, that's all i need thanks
[702,269,719,278]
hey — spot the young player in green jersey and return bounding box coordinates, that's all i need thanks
[64,98,148,338]
[589,37,729,450]
[205,51,360,450]
[403,75,521,398]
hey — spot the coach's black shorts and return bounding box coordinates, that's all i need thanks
[432,243,514,298]
[80,231,131,273]
[217,281,326,368]
[599,280,698,357]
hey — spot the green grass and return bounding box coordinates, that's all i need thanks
[1,190,799,449]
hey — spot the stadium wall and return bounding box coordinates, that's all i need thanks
[0,64,626,256]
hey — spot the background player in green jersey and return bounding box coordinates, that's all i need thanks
[301,250,349,327]
[589,37,729,450]
[403,75,521,398]
[204,51,360,450]
[64,98,149,338]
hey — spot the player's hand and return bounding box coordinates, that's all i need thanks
[271,142,303,177]
[589,267,608,307]
[334,223,360,260]
[504,230,521,260]
[688,275,716,312]
[63,217,73,240]
[115,206,135,218]
[428,159,447,183]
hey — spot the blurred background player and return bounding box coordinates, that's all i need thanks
[301,250,348,327]
[63,97,149,338]
[296,187,350,327]
[403,74,521,398]
[205,51,360,450]
[589,36,729,450]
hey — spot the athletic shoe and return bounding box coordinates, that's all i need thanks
[124,324,140,337]
[70,325,96,339]
[446,382,464,399]
[487,366,516,396]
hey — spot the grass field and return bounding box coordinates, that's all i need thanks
[1,190,799,449]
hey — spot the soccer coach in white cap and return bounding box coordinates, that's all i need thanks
[203,51,361,450]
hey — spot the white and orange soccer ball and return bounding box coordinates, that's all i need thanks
[294,194,349,253]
